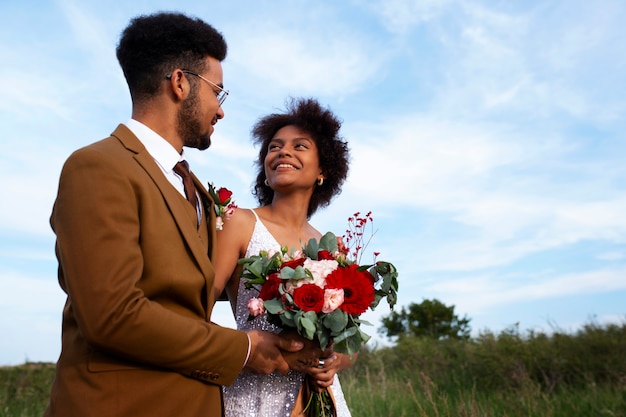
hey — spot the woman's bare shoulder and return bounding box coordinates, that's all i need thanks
[220,207,257,235]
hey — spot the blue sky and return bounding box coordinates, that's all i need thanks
[1,0,625,365]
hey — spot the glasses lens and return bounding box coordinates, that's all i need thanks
[217,91,228,105]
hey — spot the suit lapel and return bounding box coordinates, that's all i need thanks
[193,174,218,315]
[111,125,214,282]
[192,174,216,257]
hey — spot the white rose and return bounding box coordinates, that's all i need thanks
[303,259,338,287]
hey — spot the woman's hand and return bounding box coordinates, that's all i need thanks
[306,354,340,390]
[279,331,358,390]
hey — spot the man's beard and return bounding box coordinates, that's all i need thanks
[177,90,211,151]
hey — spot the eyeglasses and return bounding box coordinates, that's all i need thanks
[166,69,229,106]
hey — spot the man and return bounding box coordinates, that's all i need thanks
[45,12,303,417]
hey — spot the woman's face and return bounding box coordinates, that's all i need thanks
[264,125,323,192]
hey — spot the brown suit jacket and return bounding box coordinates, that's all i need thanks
[45,125,248,417]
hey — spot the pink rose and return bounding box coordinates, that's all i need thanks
[322,288,344,313]
[247,298,266,317]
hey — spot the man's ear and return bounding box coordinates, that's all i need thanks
[166,69,189,100]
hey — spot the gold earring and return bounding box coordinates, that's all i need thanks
[317,177,324,186]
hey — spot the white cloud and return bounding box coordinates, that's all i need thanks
[227,20,387,97]
[362,0,452,34]
[597,251,626,261]
[429,267,626,314]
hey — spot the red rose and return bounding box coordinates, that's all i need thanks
[217,187,233,203]
[280,258,306,271]
[317,250,335,260]
[259,274,282,301]
[325,264,375,315]
[292,284,325,313]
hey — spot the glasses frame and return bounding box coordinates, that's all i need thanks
[165,69,229,106]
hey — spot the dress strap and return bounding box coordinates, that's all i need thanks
[249,208,260,222]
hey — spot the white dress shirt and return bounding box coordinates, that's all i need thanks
[124,119,200,222]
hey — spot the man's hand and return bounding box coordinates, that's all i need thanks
[279,331,333,373]
[244,330,303,375]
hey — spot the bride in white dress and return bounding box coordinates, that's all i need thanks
[213,98,353,417]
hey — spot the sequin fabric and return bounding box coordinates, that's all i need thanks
[223,210,352,417]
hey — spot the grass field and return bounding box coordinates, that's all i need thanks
[2,321,625,416]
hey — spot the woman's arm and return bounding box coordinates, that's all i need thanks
[212,209,255,300]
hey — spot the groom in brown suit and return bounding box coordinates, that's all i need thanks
[45,12,305,417]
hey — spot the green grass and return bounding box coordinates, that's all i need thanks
[2,321,626,416]
[339,320,626,417]
[0,362,55,417]
[340,364,626,417]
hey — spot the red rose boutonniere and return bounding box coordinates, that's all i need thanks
[207,183,237,230]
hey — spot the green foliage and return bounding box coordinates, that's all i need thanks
[303,232,339,258]
[366,261,399,310]
[238,249,284,288]
[380,298,471,340]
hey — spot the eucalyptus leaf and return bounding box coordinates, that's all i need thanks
[332,325,358,344]
[303,238,319,259]
[316,327,331,351]
[264,298,284,314]
[323,309,349,333]
[297,311,317,340]
[319,232,339,252]
[278,266,296,279]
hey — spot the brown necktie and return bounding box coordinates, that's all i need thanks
[173,160,198,210]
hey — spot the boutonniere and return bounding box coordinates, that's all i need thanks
[207,183,237,230]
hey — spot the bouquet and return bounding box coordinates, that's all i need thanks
[239,212,398,416]
[207,183,237,230]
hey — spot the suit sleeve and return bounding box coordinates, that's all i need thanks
[51,143,248,385]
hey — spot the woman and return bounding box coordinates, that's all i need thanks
[213,98,354,416]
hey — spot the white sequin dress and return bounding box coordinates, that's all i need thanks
[223,210,352,417]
